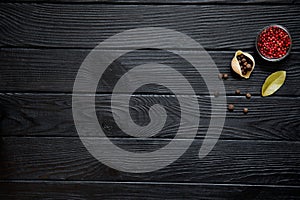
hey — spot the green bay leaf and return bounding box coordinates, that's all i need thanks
[262,71,286,97]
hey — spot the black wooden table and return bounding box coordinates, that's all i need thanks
[0,0,300,199]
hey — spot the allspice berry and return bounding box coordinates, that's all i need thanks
[243,108,249,114]
[223,73,229,79]
[228,104,234,111]
[246,93,251,99]
[246,64,252,70]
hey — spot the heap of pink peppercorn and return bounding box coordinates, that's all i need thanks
[257,25,292,61]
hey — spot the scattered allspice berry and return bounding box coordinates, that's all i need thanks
[235,89,241,95]
[223,73,229,79]
[243,108,249,114]
[228,104,234,111]
[246,93,251,99]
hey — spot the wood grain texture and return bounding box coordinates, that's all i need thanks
[1,181,300,200]
[1,49,299,95]
[0,93,299,140]
[1,0,297,3]
[0,137,299,185]
[0,2,299,198]
[0,4,299,49]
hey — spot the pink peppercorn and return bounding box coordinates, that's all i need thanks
[256,25,292,61]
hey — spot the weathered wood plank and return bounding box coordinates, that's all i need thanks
[0,137,299,185]
[0,4,299,49]
[1,181,300,200]
[0,93,299,140]
[1,0,296,3]
[1,49,299,95]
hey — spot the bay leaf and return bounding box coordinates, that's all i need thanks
[262,71,286,97]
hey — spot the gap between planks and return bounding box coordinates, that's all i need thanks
[1,180,300,188]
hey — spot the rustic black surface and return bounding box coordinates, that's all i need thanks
[1,181,300,200]
[1,4,300,49]
[0,94,299,141]
[1,49,300,95]
[0,0,300,199]
[0,137,300,184]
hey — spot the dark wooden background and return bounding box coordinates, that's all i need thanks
[1,0,300,199]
